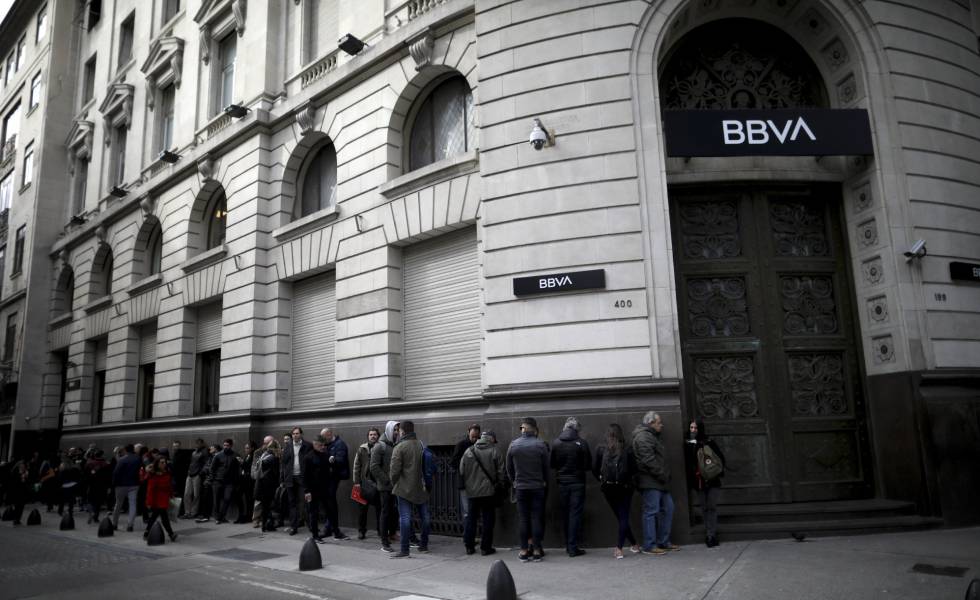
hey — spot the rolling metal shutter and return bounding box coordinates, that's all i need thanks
[196,302,222,353]
[139,324,157,365]
[403,227,481,402]
[93,338,107,372]
[290,271,336,410]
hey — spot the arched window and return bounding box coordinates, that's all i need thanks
[54,267,75,315]
[659,19,827,110]
[92,245,113,298]
[205,189,227,249]
[408,75,475,172]
[299,142,337,218]
[145,221,162,276]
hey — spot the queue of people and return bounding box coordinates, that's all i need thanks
[0,412,725,560]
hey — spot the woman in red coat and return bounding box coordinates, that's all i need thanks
[143,456,178,542]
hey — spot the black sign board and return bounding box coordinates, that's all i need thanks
[663,109,873,157]
[66,379,81,391]
[950,262,980,283]
[513,269,605,296]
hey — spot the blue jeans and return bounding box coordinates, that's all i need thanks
[515,488,546,552]
[396,496,430,554]
[640,488,674,549]
[558,483,585,554]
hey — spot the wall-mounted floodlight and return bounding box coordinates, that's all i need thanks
[109,185,128,198]
[338,34,366,56]
[224,104,250,119]
[158,149,180,164]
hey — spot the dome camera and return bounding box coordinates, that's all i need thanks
[529,118,550,151]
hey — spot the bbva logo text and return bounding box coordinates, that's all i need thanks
[539,276,573,289]
[722,117,817,145]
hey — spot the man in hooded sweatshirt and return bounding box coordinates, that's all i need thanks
[550,416,591,557]
[370,420,399,552]
[632,411,676,555]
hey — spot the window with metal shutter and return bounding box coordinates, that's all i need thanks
[290,271,336,410]
[93,338,107,372]
[402,227,480,402]
[139,323,157,365]
[196,302,222,353]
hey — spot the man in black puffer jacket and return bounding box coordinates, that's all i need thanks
[550,417,591,557]
[209,439,239,524]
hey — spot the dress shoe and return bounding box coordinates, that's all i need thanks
[481,548,496,556]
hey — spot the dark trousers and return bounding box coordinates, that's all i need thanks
[357,492,381,536]
[601,484,636,549]
[236,479,254,522]
[145,507,174,536]
[307,492,326,538]
[379,490,398,545]
[257,484,277,530]
[515,488,546,552]
[321,479,341,536]
[558,483,585,554]
[286,480,304,530]
[87,486,107,521]
[699,486,721,538]
[212,482,234,521]
[463,495,496,552]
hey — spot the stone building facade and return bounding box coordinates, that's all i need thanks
[7,0,980,541]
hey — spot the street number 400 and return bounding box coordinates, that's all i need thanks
[614,299,633,308]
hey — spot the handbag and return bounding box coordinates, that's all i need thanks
[359,477,378,502]
[350,485,368,506]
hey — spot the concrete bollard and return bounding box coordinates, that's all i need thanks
[965,578,979,600]
[299,537,323,571]
[486,559,517,600]
[98,517,114,537]
[26,509,41,526]
[146,521,165,546]
[59,512,75,531]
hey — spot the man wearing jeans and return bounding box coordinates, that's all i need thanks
[632,411,677,555]
[389,420,430,558]
[182,439,208,519]
[506,417,550,562]
[111,444,141,532]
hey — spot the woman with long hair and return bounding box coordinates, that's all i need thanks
[592,423,639,559]
[254,436,281,531]
[685,419,726,547]
[142,456,178,542]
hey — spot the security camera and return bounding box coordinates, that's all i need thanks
[903,239,927,263]
[529,118,550,151]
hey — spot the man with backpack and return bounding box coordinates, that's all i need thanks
[459,430,505,556]
[388,420,431,558]
[550,417,592,557]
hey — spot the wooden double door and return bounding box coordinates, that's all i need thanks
[670,184,872,504]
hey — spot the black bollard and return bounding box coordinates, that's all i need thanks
[486,559,517,600]
[98,517,115,537]
[299,537,323,571]
[146,521,165,546]
[60,512,75,531]
[966,578,979,600]
[1,507,12,521]
[26,509,41,526]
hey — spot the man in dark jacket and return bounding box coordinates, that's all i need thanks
[302,436,331,543]
[318,427,350,540]
[111,444,142,532]
[460,430,504,556]
[632,411,675,555]
[506,417,549,562]
[550,417,591,557]
[281,426,312,535]
[352,427,381,540]
[208,439,239,524]
[183,439,208,519]
[370,420,399,552]
[170,441,189,513]
[451,424,481,526]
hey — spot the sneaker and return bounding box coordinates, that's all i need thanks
[531,552,544,562]
[381,545,394,553]
[613,548,624,559]
[288,528,297,536]
[660,543,680,552]
[465,547,476,555]
[642,547,667,556]
[481,548,497,556]
[390,551,410,559]
[215,519,228,524]
[126,525,134,532]
[417,546,430,554]
[629,545,641,554]
[195,517,210,523]
[518,552,530,563]
[357,532,366,540]
[169,532,178,542]
[568,548,586,557]
[409,539,420,549]
[314,537,327,545]
[333,532,350,541]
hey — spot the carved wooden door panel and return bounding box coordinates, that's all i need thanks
[670,184,871,504]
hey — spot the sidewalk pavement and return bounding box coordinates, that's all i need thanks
[6,504,979,600]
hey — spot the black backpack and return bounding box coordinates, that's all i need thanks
[601,448,630,486]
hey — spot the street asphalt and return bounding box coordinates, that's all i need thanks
[0,504,977,599]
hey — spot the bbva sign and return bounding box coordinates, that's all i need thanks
[513,269,606,296]
[663,109,873,157]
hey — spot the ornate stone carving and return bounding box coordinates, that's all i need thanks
[295,101,316,136]
[98,84,135,145]
[693,356,759,419]
[781,275,838,335]
[872,335,895,364]
[822,38,849,71]
[769,201,829,257]
[140,37,185,110]
[679,200,741,259]
[660,20,825,110]
[837,74,857,105]
[867,295,888,324]
[200,27,212,65]
[862,257,884,286]
[853,183,872,213]
[198,154,215,180]
[788,353,846,416]
[95,225,107,243]
[857,219,878,248]
[233,0,247,37]
[408,30,435,71]
[797,7,828,37]
[139,195,156,218]
[687,277,750,337]
[66,120,95,162]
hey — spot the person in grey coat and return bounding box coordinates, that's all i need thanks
[632,411,676,555]
[459,430,505,556]
[506,417,549,562]
[370,420,399,552]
